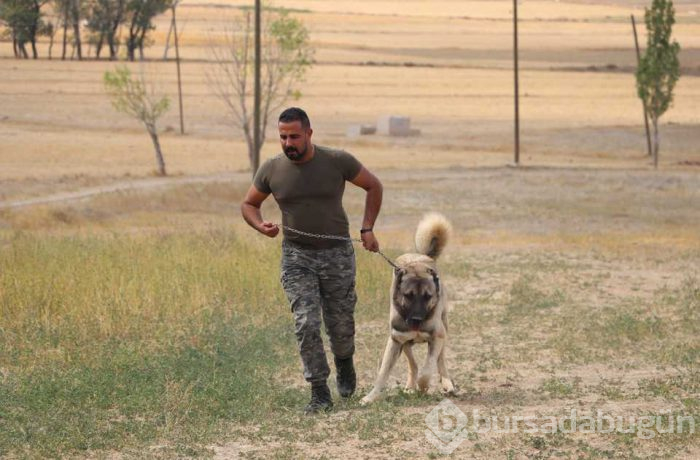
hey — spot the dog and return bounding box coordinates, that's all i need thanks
[361,213,455,405]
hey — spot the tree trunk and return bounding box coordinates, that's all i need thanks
[12,35,19,58]
[652,117,659,169]
[243,123,256,175]
[138,25,147,60]
[109,0,124,60]
[148,127,167,176]
[163,14,174,59]
[96,33,104,58]
[247,143,256,176]
[48,28,55,59]
[72,1,82,61]
[127,33,137,61]
[30,1,39,59]
[127,14,138,61]
[62,7,69,60]
[19,42,29,58]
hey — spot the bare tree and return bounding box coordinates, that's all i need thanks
[104,66,171,176]
[208,7,313,174]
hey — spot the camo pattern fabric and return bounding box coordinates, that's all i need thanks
[280,240,357,383]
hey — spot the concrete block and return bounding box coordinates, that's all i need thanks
[346,124,377,137]
[376,115,414,136]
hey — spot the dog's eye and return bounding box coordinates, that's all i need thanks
[405,292,415,299]
[422,293,431,300]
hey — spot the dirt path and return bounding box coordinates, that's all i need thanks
[0,172,248,210]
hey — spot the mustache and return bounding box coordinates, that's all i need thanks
[284,146,298,154]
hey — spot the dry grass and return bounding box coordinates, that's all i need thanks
[1,0,699,196]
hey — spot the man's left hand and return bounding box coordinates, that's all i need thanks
[361,231,379,252]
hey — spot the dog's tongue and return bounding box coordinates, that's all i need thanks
[408,320,421,331]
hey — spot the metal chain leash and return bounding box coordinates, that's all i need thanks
[278,223,400,270]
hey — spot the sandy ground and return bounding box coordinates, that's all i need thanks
[0,0,699,201]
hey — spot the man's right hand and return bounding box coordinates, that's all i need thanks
[258,221,280,238]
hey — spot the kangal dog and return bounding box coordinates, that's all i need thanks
[361,213,455,405]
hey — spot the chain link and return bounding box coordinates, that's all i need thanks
[281,224,362,243]
[277,223,400,270]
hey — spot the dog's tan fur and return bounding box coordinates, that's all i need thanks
[361,213,455,404]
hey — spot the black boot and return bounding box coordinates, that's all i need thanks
[335,356,356,398]
[304,381,333,414]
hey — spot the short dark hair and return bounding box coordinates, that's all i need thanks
[278,107,311,129]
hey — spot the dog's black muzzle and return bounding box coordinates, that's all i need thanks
[406,303,429,331]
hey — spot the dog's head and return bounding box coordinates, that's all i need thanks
[393,263,441,331]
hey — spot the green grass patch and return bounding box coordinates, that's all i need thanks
[0,318,295,457]
[538,376,581,399]
[502,274,565,323]
[0,229,390,457]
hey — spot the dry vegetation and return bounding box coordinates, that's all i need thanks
[1,0,699,458]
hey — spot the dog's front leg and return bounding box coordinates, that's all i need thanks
[403,344,418,391]
[418,336,445,392]
[360,337,402,405]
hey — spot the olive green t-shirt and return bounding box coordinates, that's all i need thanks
[253,145,362,249]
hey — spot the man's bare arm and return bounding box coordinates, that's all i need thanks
[241,185,279,238]
[350,166,383,251]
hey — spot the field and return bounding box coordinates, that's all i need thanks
[1,0,699,458]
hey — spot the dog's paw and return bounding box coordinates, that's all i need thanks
[417,374,431,392]
[441,377,456,395]
[360,392,377,406]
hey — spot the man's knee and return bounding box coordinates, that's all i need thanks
[331,337,355,359]
[325,314,355,358]
[293,301,323,337]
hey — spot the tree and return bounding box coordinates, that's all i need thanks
[87,0,127,59]
[124,0,170,61]
[104,66,171,175]
[635,0,680,169]
[0,0,46,58]
[68,0,82,59]
[51,0,84,60]
[208,7,313,175]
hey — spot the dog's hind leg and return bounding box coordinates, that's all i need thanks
[403,343,418,391]
[437,345,455,394]
[360,337,402,405]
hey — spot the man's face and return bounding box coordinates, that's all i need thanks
[279,121,312,161]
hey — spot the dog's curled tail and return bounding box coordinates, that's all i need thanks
[415,213,452,260]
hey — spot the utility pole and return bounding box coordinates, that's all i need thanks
[172,1,184,134]
[631,14,652,157]
[513,0,520,166]
[253,0,262,174]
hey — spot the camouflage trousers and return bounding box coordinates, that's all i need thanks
[280,240,357,384]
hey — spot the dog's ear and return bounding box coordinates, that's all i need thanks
[393,268,407,306]
[394,267,406,285]
[428,268,440,296]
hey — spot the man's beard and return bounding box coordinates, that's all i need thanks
[284,145,307,161]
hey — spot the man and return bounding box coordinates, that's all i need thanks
[241,107,383,414]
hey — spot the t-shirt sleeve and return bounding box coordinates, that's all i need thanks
[252,159,273,194]
[335,151,363,181]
